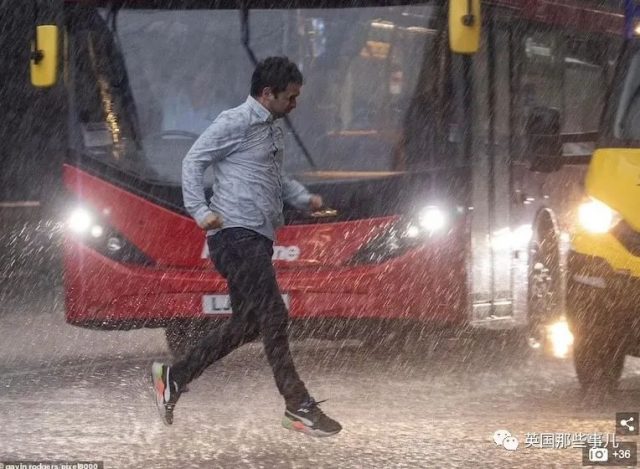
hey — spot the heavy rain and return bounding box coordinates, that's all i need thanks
[2,0,640,468]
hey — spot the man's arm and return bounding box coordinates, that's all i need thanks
[282,176,323,211]
[182,114,243,229]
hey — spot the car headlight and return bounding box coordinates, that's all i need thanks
[577,198,621,234]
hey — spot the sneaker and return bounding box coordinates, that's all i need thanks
[151,362,182,425]
[282,398,342,437]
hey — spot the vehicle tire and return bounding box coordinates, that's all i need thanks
[572,323,625,394]
[567,283,627,394]
[164,319,223,358]
[526,231,561,348]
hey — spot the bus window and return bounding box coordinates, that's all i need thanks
[563,38,610,155]
[68,7,142,156]
[288,6,444,173]
[515,25,622,160]
[523,31,563,109]
[515,28,564,162]
[604,37,623,86]
[613,49,640,140]
[65,4,445,184]
[397,13,463,172]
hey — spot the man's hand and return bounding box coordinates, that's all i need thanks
[309,194,323,211]
[198,212,224,230]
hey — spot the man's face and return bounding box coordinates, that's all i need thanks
[263,83,301,119]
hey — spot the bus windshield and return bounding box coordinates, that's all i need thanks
[610,42,640,142]
[66,3,443,185]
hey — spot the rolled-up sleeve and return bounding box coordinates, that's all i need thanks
[182,115,243,225]
[282,175,312,210]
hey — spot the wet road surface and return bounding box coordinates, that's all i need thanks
[2,212,640,468]
[2,306,640,468]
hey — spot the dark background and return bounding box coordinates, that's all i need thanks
[0,0,65,205]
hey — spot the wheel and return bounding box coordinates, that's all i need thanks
[572,323,625,394]
[567,282,627,394]
[164,319,223,358]
[526,233,561,348]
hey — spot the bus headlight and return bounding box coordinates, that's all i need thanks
[577,198,620,234]
[65,205,154,266]
[349,204,452,265]
[68,207,95,234]
[90,225,105,238]
[417,206,447,233]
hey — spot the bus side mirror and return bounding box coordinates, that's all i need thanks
[526,106,563,173]
[30,25,59,88]
[449,0,481,54]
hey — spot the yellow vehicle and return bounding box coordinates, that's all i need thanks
[565,1,640,392]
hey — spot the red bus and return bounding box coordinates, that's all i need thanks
[30,0,623,358]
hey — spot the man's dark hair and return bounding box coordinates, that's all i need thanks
[250,56,303,98]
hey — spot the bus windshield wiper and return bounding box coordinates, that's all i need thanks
[238,2,317,169]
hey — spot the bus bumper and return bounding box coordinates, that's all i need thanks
[63,238,467,330]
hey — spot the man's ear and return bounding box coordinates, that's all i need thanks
[261,86,274,99]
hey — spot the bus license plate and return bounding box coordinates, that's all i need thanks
[202,294,290,314]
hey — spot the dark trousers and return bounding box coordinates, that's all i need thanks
[172,227,309,407]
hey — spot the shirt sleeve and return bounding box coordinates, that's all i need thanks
[182,114,243,225]
[282,174,312,210]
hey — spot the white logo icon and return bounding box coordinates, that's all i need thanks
[503,436,519,451]
[589,447,609,462]
[621,417,635,432]
[493,429,511,446]
[493,429,519,451]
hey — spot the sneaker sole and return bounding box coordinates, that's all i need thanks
[282,416,341,437]
[151,362,172,426]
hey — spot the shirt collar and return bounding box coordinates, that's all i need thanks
[246,95,274,123]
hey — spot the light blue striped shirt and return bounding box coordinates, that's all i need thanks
[182,96,311,241]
